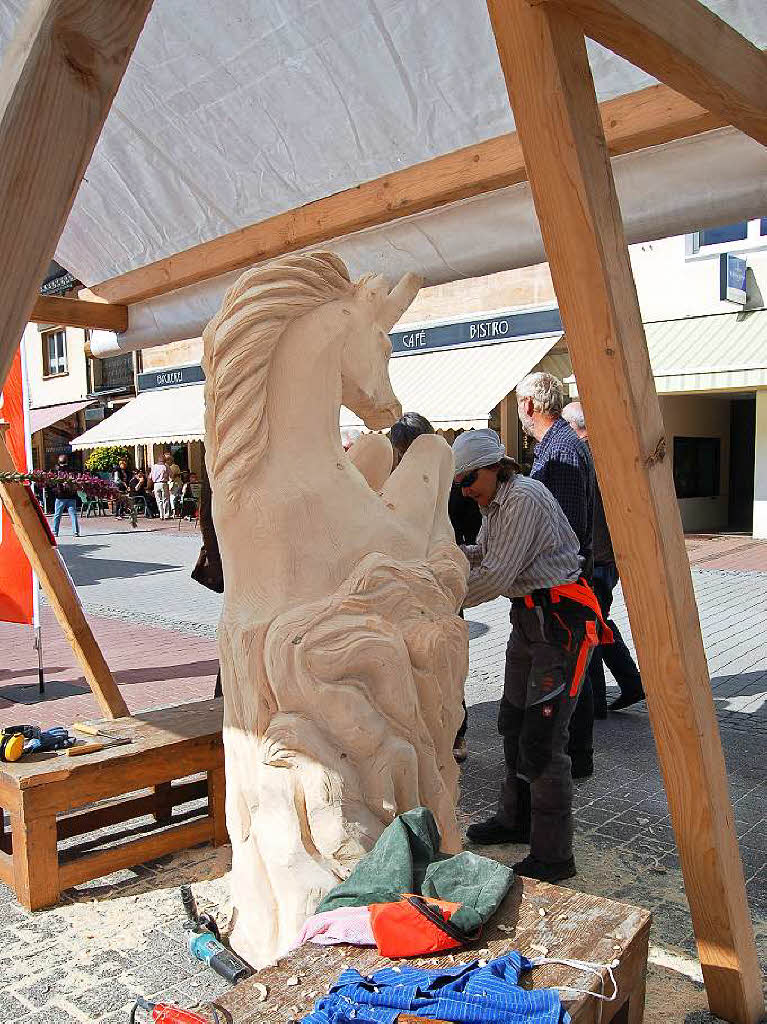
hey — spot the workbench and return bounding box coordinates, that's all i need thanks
[0,698,225,909]
[208,878,651,1024]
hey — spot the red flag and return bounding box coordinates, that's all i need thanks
[0,345,35,624]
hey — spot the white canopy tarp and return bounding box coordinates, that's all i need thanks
[2,0,766,351]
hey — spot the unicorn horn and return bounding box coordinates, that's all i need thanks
[381,272,423,329]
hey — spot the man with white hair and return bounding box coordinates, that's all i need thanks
[516,371,597,778]
[562,402,645,713]
[452,428,610,882]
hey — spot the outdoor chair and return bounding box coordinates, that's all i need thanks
[77,490,108,517]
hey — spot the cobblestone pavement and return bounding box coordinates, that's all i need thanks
[0,519,765,1021]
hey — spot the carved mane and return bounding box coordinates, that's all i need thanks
[203,251,355,505]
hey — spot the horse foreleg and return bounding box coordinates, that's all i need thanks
[347,432,393,492]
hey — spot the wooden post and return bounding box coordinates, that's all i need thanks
[0,0,154,388]
[0,438,128,719]
[485,2,764,1022]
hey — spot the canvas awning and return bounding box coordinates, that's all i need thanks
[73,332,562,448]
[70,385,205,449]
[568,310,767,395]
[29,400,93,434]
[342,334,562,432]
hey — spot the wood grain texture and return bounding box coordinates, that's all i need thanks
[540,0,767,145]
[30,294,128,332]
[485,2,763,1021]
[0,438,128,718]
[58,816,214,890]
[88,83,722,307]
[0,0,153,387]
[10,802,59,909]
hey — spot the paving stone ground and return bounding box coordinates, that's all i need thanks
[0,516,765,1021]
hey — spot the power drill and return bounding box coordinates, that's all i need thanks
[130,996,222,1023]
[180,885,252,984]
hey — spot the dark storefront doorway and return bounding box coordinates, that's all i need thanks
[728,395,756,532]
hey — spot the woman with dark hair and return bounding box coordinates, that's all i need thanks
[389,412,477,763]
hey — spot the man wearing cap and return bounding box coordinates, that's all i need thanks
[453,428,609,882]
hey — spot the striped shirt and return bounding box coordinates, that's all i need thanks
[462,474,582,607]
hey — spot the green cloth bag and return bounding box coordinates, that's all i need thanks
[317,806,514,935]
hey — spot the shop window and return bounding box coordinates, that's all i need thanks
[42,329,67,376]
[673,437,720,499]
[761,217,767,237]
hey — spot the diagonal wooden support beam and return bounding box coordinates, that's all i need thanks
[486,1,764,1022]
[87,81,724,308]
[0,0,154,389]
[30,294,128,333]
[0,438,128,719]
[536,0,767,145]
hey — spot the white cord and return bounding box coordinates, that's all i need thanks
[528,956,620,1002]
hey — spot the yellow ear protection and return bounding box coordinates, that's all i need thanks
[0,726,37,763]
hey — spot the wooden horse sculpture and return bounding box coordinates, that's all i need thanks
[203,251,468,966]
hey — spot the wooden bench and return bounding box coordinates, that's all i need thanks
[209,878,651,1023]
[0,698,225,909]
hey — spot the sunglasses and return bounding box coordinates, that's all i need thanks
[458,469,479,488]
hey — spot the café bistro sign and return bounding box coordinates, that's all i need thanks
[390,306,562,356]
[138,307,563,391]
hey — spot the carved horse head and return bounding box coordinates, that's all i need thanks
[202,250,420,506]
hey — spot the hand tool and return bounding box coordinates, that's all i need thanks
[66,735,132,756]
[129,997,222,1024]
[180,885,252,983]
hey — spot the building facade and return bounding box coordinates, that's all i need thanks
[71,219,767,536]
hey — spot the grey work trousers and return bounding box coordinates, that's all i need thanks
[497,600,594,863]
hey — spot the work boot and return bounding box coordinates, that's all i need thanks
[570,756,594,780]
[609,691,645,712]
[466,816,530,846]
[513,854,576,883]
[452,737,468,764]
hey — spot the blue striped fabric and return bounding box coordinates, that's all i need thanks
[300,951,570,1024]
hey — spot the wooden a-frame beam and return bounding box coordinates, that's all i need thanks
[87,81,724,308]
[30,294,128,333]
[538,0,767,146]
[0,0,153,389]
[0,438,128,719]
[486,1,764,1022]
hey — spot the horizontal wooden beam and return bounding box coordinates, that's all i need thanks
[88,82,724,307]
[539,0,767,146]
[30,294,128,333]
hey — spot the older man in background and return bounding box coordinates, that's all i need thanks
[562,402,645,713]
[516,372,597,777]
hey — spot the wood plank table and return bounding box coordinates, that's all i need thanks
[0,698,225,909]
[207,879,651,1024]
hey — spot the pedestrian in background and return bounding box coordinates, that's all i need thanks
[390,412,479,763]
[166,451,183,515]
[52,453,80,538]
[562,402,645,713]
[454,429,607,882]
[516,371,597,778]
[149,455,172,519]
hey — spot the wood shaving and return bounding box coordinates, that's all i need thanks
[253,982,269,1002]
[287,975,300,987]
